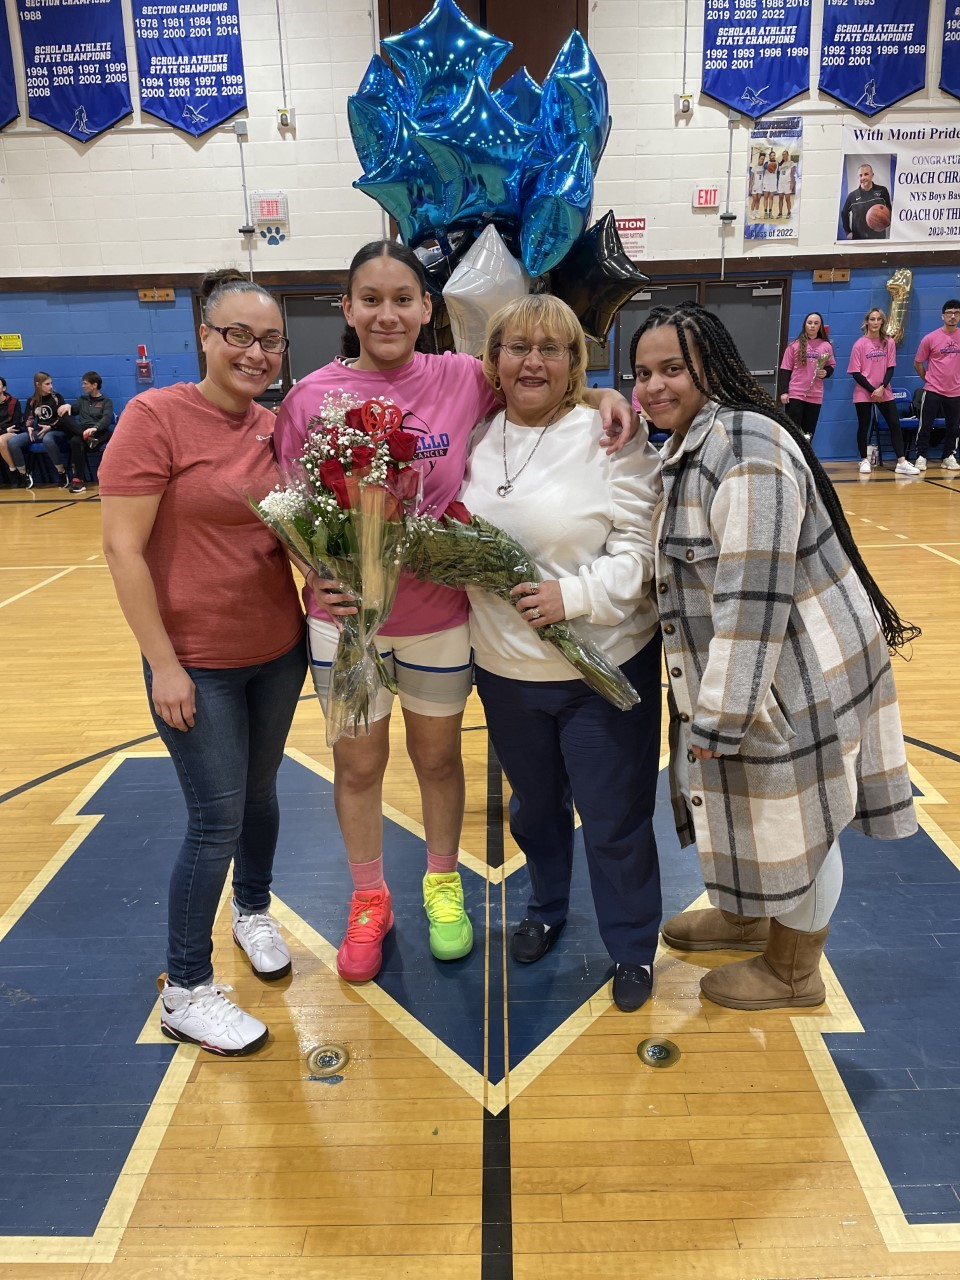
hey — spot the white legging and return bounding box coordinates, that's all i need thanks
[677,746,844,933]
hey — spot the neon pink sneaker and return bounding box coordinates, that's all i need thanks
[336,887,394,982]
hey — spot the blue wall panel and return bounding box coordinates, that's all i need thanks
[787,264,960,461]
[0,290,200,417]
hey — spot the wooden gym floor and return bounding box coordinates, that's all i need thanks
[3,460,960,1280]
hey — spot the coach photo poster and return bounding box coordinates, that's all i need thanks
[838,123,960,245]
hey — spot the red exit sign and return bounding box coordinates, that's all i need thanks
[693,186,719,208]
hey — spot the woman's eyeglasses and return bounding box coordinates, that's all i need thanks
[498,341,571,362]
[207,324,290,354]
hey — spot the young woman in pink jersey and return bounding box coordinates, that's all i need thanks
[848,307,919,476]
[274,239,634,984]
[778,312,835,441]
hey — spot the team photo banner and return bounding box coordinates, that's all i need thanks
[702,0,811,117]
[16,0,131,140]
[819,0,928,117]
[745,116,803,243]
[133,1,247,136]
[941,3,960,101]
[837,122,960,245]
[0,11,18,130]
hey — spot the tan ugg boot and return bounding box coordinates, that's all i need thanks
[698,920,829,1010]
[661,907,769,952]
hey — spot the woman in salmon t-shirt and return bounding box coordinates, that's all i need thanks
[99,270,307,1057]
[847,307,919,476]
[777,312,835,441]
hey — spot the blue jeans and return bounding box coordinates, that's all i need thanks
[6,430,66,471]
[475,634,663,966]
[145,637,307,988]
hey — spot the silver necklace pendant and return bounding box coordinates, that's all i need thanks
[496,482,513,497]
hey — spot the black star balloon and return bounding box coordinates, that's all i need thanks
[549,211,649,342]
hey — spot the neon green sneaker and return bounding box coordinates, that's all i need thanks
[422,871,473,961]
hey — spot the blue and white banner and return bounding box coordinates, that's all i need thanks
[941,5,960,102]
[0,11,18,130]
[819,0,928,117]
[133,1,247,136]
[16,0,131,140]
[702,0,811,118]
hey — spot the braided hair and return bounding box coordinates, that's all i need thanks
[631,301,919,651]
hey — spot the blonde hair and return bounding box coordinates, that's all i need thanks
[482,294,588,409]
[861,307,887,335]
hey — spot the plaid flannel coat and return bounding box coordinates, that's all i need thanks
[656,402,916,916]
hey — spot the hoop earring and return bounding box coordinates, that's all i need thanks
[493,374,501,392]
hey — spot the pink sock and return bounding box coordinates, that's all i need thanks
[426,849,458,875]
[349,855,384,892]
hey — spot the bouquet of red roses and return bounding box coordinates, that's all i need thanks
[253,393,421,744]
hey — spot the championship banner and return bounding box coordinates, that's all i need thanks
[941,4,960,102]
[0,11,18,130]
[819,0,928,117]
[745,116,802,243]
[837,123,960,245]
[133,2,247,136]
[702,0,811,118]
[16,0,131,140]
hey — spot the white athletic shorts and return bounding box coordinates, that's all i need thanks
[307,617,473,723]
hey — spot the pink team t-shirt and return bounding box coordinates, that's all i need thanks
[847,336,896,404]
[915,327,960,398]
[779,337,835,404]
[275,351,497,637]
[98,382,304,668]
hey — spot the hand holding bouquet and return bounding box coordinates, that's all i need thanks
[253,393,422,744]
[404,505,640,711]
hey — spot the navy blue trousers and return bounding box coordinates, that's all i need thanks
[475,634,663,966]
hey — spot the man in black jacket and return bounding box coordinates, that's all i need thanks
[840,164,892,240]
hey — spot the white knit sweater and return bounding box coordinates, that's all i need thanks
[461,405,662,681]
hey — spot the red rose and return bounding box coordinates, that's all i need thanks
[351,445,376,470]
[387,430,418,462]
[318,458,351,507]
[392,464,423,503]
[344,406,367,433]
[443,500,471,524]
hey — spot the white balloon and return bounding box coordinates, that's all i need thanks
[442,224,530,357]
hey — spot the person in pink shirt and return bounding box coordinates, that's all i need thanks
[777,312,835,440]
[912,299,960,472]
[274,239,635,985]
[847,307,919,476]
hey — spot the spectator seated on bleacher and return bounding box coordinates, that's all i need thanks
[67,371,114,453]
[3,372,76,491]
[0,377,26,485]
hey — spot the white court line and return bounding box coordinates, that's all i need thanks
[0,568,74,610]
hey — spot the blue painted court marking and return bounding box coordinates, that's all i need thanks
[5,751,960,1241]
[0,756,177,1238]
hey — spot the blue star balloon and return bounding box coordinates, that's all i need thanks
[538,31,611,170]
[494,67,543,126]
[417,77,537,230]
[354,110,449,247]
[382,0,512,125]
[520,141,593,277]
[348,56,406,172]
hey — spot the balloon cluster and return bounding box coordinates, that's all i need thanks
[348,0,647,351]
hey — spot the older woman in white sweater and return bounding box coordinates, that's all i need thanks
[460,295,663,1012]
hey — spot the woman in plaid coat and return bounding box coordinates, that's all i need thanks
[631,302,918,1012]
